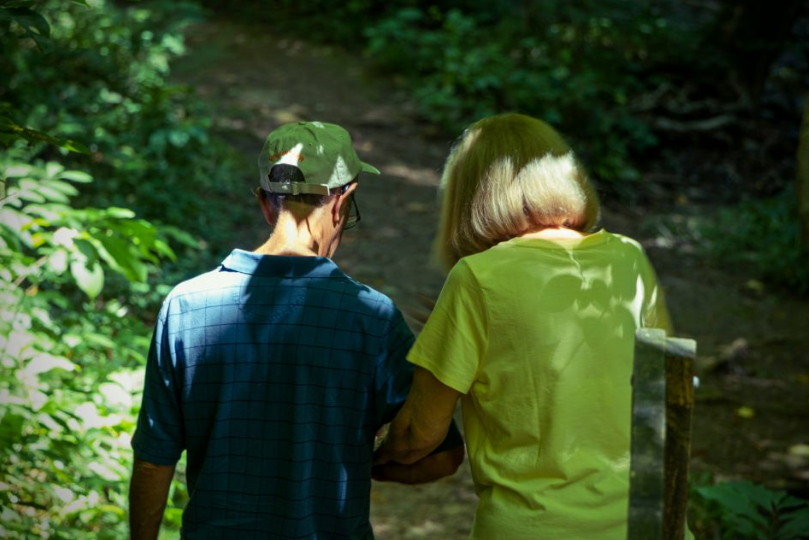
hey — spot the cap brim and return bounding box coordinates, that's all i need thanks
[360,161,380,175]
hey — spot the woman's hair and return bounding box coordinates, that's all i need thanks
[434,113,601,269]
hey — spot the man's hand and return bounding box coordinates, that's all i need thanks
[372,445,464,484]
[129,458,176,540]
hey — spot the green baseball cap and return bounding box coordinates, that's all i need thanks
[258,121,380,196]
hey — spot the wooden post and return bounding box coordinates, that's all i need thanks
[663,338,696,540]
[628,329,696,540]
[628,329,667,540]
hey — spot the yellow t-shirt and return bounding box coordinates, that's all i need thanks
[408,230,673,540]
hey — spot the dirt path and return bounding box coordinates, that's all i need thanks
[172,19,809,538]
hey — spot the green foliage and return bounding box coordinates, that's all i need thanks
[703,189,808,295]
[692,481,809,540]
[0,0,234,537]
[361,2,681,190]
[0,0,53,52]
[1,0,242,259]
[0,155,180,538]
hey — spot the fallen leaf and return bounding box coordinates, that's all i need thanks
[736,406,755,419]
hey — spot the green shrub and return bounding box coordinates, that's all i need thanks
[363,3,681,190]
[0,0,232,537]
[703,189,808,295]
[1,0,244,284]
[691,480,809,540]
[0,152,187,538]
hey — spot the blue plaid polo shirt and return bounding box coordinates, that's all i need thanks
[132,249,417,539]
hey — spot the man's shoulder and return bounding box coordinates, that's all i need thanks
[329,269,401,318]
[159,265,234,314]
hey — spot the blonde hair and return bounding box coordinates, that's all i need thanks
[435,113,601,269]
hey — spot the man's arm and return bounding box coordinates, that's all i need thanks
[129,458,176,540]
[372,445,464,484]
[374,366,461,466]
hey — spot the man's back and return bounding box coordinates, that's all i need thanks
[132,250,414,539]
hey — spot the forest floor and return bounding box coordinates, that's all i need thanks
[171,19,809,539]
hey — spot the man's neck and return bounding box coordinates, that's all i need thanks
[254,241,320,257]
[254,213,335,258]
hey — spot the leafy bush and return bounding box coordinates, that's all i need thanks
[362,3,687,190]
[692,480,809,540]
[1,0,244,281]
[0,0,234,537]
[0,153,184,539]
[703,189,808,295]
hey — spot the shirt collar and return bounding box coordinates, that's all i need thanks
[220,249,344,279]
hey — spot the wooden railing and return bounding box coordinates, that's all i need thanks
[627,328,697,540]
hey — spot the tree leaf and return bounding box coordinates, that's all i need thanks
[0,7,49,36]
[104,207,136,219]
[161,225,198,248]
[94,234,147,282]
[0,7,51,52]
[45,249,69,275]
[59,170,93,183]
[21,353,76,377]
[0,115,90,154]
[69,258,104,299]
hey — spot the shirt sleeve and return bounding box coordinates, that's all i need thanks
[407,258,487,394]
[373,307,416,427]
[639,254,674,335]
[131,305,185,465]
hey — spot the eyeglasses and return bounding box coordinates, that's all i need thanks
[344,194,361,230]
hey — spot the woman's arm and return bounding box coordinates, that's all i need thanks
[374,366,462,466]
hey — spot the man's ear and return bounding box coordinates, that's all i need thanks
[332,183,358,225]
[257,190,276,225]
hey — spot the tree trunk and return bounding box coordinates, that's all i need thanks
[799,95,809,256]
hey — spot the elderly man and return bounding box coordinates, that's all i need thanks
[129,121,464,540]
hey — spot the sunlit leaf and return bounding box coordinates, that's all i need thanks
[21,353,76,377]
[98,382,132,408]
[45,162,64,179]
[45,249,69,275]
[104,207,136,219]
[69,258,104,299]
[42,179,79,197]
[3,164,32,178]
[59,170,93,183]
[84,332,116,350]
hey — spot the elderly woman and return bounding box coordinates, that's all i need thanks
[374,113,673,539]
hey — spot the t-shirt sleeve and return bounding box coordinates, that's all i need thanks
[374,307,416,427]
[640,254,674,335]
[131,306,185,465]
[407,259,487,394]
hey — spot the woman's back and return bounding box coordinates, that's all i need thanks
[408,230,671,539]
